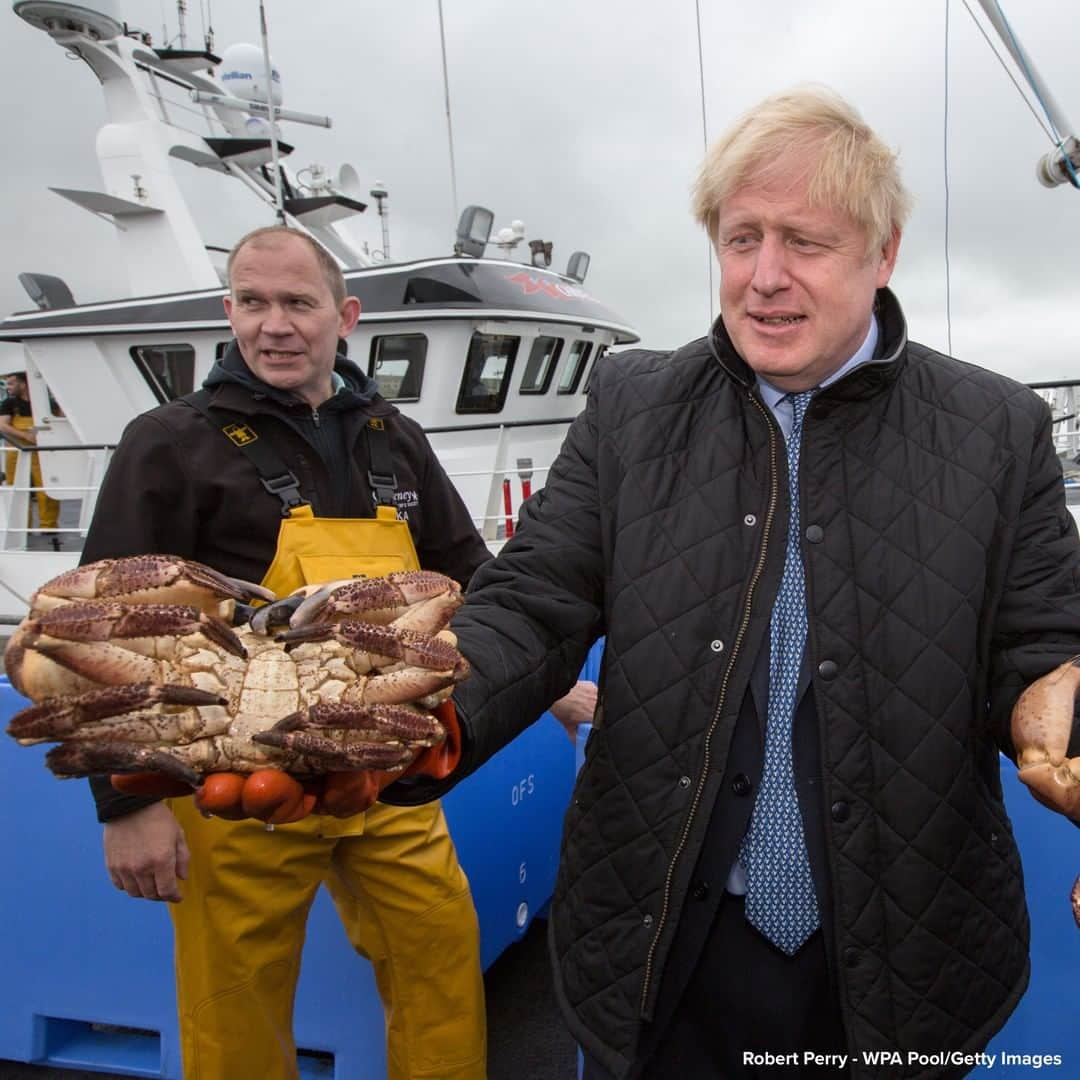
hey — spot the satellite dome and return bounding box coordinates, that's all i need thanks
[218,42,283,107]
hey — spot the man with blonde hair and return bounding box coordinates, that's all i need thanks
[383,87,1080,1078]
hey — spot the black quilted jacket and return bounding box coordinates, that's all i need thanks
[385,289,1080,1078]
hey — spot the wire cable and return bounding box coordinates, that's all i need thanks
[988,0,1080,187]
[959,0,1052,141]
[695,0,715,325]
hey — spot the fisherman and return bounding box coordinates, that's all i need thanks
[80,224,496,1080]
[381,87,1080,1079]
[0,371,61,548]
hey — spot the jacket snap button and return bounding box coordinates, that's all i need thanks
[990,831,1000,849]
[805,524,824,543]
[743,514,757,527]
[732,773,752,797]
[690,880,710,901]
[831,800,850,822]
[678,775,691,789]
[642,914,654,928]
[710,639,724,653]
[844,947,860,968]
[818,659,839,680]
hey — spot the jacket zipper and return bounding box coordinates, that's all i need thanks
[311,406,321,428]
[638,392,781,1016]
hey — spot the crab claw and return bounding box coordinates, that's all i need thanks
[1011,655,1080,821]
[289,572,461,628]
[7,683,226,744]
[30,555,275,616]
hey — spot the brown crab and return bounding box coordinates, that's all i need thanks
[1010,655,1080,928]
[4,558,468,788]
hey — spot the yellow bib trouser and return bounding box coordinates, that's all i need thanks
[4,414,60,530]
[168,507,486,1079]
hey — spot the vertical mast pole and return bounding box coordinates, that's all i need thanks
[259,0,286,223]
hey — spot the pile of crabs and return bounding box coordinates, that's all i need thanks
[4,556,469,823]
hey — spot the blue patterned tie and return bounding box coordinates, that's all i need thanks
[740,389,820,955]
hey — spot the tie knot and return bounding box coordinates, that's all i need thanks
[786,389,815,440]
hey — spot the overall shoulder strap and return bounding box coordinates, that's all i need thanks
[182,390,308,515]
[363,417,398,508]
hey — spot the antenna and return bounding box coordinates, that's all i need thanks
[369,181,391,260]
[258,0,285,222]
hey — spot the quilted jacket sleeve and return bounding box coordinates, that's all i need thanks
[382,376,610,805]
[987,400,1080,764]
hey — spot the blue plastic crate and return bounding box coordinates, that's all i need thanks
[0,676,575,1078]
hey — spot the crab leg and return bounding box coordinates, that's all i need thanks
[30,555,275,615]
[269,701,445,745]
[7,683,226,744]
[278,621,468,680]
[251,728,415,771]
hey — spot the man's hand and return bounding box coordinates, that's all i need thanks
[103,802,189,903]
[550,681,598,744]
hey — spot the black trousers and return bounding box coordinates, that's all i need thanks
[584,893,846,1080]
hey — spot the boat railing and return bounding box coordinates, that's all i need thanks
[0,442,551,551]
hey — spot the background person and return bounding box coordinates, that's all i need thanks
[0,371,60,547]
[383,87,1080,1079]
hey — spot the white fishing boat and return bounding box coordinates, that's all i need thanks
[0,0,639,624]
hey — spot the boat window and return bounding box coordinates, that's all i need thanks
[457,333,519,414]
[215,341,231,361]
[557,341,593,395]
[582,345,608,393]
[370,334,428,400]
[130,344,196,403]
[519,336,563,395]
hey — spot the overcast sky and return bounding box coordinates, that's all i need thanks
[2,0,1079,382]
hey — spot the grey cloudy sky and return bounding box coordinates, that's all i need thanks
[2,0,1078,381]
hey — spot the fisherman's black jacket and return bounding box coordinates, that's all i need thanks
[385,289,1080,1078]
[82,343,489,822]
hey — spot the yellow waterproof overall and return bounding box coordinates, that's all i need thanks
[169,505,486,1080]
[3,414,60,530]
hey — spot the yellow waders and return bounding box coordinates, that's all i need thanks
[169,505,486,1080]
[4,414,60,530]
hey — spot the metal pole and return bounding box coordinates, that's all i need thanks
[436,0,459,227]
[973,0,1074,140]
[258,0,286,224]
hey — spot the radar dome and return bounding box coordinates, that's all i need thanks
[218,43,283,107]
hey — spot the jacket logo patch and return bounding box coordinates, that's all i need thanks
[367,418,385,431]
[222,423,258,447]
